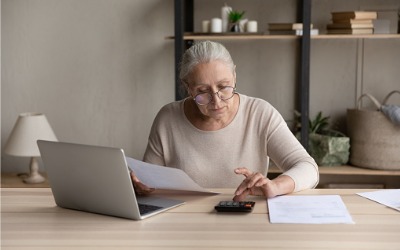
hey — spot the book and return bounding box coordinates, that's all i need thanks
[373,19,390,34]
[268,23,313,31]
[269,29,319,35]
[333,19,373,24]
[326,28,374,35]
[331,11,377,21]
[327,23,374,29]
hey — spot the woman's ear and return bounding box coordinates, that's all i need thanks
[233,65,237,84]
[182,80,192,97]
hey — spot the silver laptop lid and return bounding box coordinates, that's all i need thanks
[37,140,141,219]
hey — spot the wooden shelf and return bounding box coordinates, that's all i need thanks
[269,165,400,176]
[314,34,400,39]
[166,33,299,40]
[268,165,400,189]
[166,33,400,40]
[1,173,50,188]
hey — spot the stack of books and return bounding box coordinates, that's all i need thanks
[268,23,318,35]
[327,11,377,34]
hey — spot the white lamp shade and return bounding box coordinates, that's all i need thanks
[4,113,58,157]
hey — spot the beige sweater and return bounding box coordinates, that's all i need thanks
[144,94,319,191]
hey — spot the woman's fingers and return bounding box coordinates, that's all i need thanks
[234,168,272,200]
[234,167,253,178]
[135,182,155,195]
[234,168,253,196]
[130,171,140,182]
[130,171,155,195]
[245,172,266,188]
[234,170,262,196]
[233,187,250,202]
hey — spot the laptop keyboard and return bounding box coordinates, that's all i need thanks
[138,203,163,215]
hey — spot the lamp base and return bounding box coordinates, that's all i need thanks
[23,173,45,184]
[23,157,46,184]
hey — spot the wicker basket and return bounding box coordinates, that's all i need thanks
[347,91,400,170]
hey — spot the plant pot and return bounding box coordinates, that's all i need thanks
[230,22,242,32]
[308,132,350,166]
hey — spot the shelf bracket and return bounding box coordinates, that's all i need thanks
[174,0,194,101]
[299,0,311,150]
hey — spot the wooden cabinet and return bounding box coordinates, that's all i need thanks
[268,165,400,189]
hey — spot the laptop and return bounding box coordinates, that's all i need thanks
[37,140,184,220]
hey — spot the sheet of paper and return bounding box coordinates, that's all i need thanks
[267,195,354,224]
[357,189,400,212]
[126,157,217,194]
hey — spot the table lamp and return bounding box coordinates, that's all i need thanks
[4,112,58,184]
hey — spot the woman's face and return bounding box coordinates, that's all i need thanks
[186,60,236,120]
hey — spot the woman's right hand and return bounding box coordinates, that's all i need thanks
[130,171,155,195]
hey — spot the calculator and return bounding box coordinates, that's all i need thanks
[214,201,255,212]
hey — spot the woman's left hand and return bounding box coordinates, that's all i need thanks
[233,167,294,201]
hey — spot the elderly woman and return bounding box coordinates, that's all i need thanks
[132,41,319,201]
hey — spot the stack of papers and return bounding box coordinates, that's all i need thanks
[268,195,354,224]
[357,189,400,212]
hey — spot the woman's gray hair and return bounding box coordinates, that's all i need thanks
[179,41,235,85]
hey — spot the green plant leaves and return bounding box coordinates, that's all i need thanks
[309,111,330,134]
[228,10,245,23]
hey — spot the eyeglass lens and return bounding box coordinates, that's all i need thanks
[194,86,235,105]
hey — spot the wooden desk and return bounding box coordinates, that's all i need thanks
[1,188,399,249]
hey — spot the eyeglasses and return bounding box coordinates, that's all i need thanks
[193,86,236,105]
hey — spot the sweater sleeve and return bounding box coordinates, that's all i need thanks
[266,116,319,192]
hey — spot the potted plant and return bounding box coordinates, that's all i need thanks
[228,10,245,32]
[295,111,350,166]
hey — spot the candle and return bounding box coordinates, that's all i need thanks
[221,4,232,32]
[246,21,258,33]
[211,18,222,33]
[202,20,210,33]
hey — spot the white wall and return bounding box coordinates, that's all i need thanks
[2,0,175,172]
[2,0,400,173]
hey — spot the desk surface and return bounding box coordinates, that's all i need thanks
[1,188,399,249]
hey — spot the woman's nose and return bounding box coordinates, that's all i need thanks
[209,89,222,104]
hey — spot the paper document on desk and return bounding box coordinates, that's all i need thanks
[357,189,400,212]
[267,195,354,224]
[126,157,217,194]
